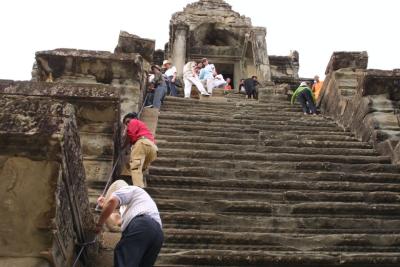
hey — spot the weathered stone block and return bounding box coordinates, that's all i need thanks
[359,69,400,100]
[269,54,299,81]
[0,81,121,184]
[319,52,400,163]
[325,51,368,75]
[0,95,95,266]
[114,31,155,63]
[33,49,146,115]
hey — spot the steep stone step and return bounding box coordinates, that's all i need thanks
[158,118,340,130]
[146,187,400,204]
[156,135,257,145]
[163,96,297,108]
[155,150,390,164]
[147,171,400,186]
[159,112,333,123]
[162,230,400,249]
[160,107,304,116]
[156,132,368,145]
[156,128,259,139]
[162,105,305,114]
[159,211,400,232]
[150,162,400,177]
[157,141,378,156]
[156,250,400,266]
[157,124,346,135]
[154,198,400,217]
[157,127,355,141]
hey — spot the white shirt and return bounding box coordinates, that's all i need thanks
[112,186,162,231]
[165,66,177,77]
[183,61,196,79]
[199,64,215,80]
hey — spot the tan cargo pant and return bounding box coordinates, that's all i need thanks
[130,138,158,188]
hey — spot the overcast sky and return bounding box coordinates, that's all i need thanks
[1,0,399,80]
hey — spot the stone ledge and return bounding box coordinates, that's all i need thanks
[0,80,120,100]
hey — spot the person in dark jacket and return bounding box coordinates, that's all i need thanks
[149,65,167,109]
[244,76,259,99]
[291,81,317,115]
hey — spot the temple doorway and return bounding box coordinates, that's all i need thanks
[214,63,234,88]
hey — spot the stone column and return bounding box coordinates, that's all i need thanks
[172,24,189,77]
[252,27,272,82]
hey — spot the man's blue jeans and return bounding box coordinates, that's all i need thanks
[114,215,163,267]
[152,85,167,109]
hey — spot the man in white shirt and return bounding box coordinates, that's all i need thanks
[96,180,163,267]
[182,61,210,98]
[162,60,178,97]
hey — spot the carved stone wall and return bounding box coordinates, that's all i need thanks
[319,51,400,163]
[0,95,95,266]
[0,81,121,184]
[34,48,146,116]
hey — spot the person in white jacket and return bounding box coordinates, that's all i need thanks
[182,61,210,98]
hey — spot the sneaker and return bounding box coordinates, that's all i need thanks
[201,92,210,96]
[144,104,153,108]
[184,96,190,99]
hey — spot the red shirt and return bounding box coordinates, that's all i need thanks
[126,119,155,144]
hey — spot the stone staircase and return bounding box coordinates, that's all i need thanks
[96,91,400,266]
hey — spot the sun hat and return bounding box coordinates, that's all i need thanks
[104,180,129,201]
[300,81,307,86]
[162,60,171,67]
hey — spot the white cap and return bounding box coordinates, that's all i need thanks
[300,81,307,86]
[105,180,129,201]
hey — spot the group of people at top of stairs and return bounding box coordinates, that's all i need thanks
[144,57,262,110]
[291,75,324,115]
[95,112,163,266]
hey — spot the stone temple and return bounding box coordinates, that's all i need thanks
[166,0,299,88]
[1,0,400,266]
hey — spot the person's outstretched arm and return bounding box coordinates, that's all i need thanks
[95,196,120,233]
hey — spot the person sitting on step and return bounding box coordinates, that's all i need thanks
[199,58,226,95]
[182,61,210,98]
[162,59,178,97]
[122,112,158,188]
[224,78,233,94]
[291,81,317,115]
[148,65,168,109]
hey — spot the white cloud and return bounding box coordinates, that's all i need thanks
[0,0,399,80]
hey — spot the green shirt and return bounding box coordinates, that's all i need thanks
[291,86,316,104]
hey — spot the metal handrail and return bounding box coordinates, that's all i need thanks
[71,238,97,267]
